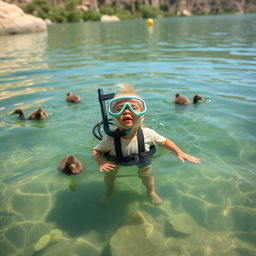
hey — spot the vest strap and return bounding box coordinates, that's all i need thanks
[112,128,155,164]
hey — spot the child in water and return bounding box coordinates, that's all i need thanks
[92,84,200,205]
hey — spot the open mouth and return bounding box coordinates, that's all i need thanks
[122,116,132,121]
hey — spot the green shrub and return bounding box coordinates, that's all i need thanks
[41,4,51,14]
[139,5,159,18]
[124,3,133,12]
[65,0,80,11]
[160,3,169,12]
[116,9,134,19]
[82,10,101,21]
[163,11,176,17]
[100,4,117,15]
[34,0,49,7]
[210,6,222,14]
[22,3,37,14]
[37,10,50,19]
[223,6,238,13]
[66,10,83,22]
[50,7,67,23]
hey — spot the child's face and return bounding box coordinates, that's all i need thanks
[113,95,142,129]
[113,97,142,129]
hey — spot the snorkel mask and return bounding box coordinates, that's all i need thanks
[108,96,146,132]
[108,96,147,117]
[93,89,146,139]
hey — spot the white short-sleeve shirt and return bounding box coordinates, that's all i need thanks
[94,127,166,156]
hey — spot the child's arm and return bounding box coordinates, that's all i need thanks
[92,149,117,172]
[163,139,200,164]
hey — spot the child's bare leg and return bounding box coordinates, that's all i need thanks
[99,169,118,205]
[141,176,163,205]
[138,165,162,205]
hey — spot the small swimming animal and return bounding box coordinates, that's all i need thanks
[59,155,84,175]
[66,92,81,103]
[173,93,204,105]
[11,108,48,120]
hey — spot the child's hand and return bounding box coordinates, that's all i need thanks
[99,161,117,172]
[177,152,200,164]
[163,139,200,164]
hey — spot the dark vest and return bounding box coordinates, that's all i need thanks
[105,128,156,166]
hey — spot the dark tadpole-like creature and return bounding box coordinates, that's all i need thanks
[173,93,204,105]
[66,92,81,103]
[11,108,48,120]
[59,155,84,175]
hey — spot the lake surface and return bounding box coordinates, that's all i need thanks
[0,14,256,256]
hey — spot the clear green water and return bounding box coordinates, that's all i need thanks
[0,14,256,256]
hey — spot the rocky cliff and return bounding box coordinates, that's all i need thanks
[172,0,256,15]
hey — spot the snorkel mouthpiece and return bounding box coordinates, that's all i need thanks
[125,129,132,134]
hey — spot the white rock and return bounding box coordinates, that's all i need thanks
[75,5,88,12]
[100,15,120,23]
[45,19,52,25]
[178,9,191,17]
[0,0,47,36]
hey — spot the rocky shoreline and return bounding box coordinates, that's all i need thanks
[0,1,47,36]
[1,0,256,36]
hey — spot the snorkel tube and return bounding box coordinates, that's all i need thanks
[92,89,131,140]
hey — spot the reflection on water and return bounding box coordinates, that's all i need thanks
[0,14,256,256]
[0,32,48,76]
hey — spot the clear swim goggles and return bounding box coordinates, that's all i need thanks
[108,96,147,117]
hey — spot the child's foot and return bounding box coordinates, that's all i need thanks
[149,192,163,205]
[99,195,110,205]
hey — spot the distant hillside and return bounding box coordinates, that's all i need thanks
[3,0,256,23]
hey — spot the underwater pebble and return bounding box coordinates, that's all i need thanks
[50,229,63,240]
[34,234,51,251]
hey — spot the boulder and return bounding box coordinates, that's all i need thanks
[0,0,47,36]
[107,209,248,256]
[178,9,191,16]
[75,5,88,12]
[100,15,120,22]
[109,211,159,256]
